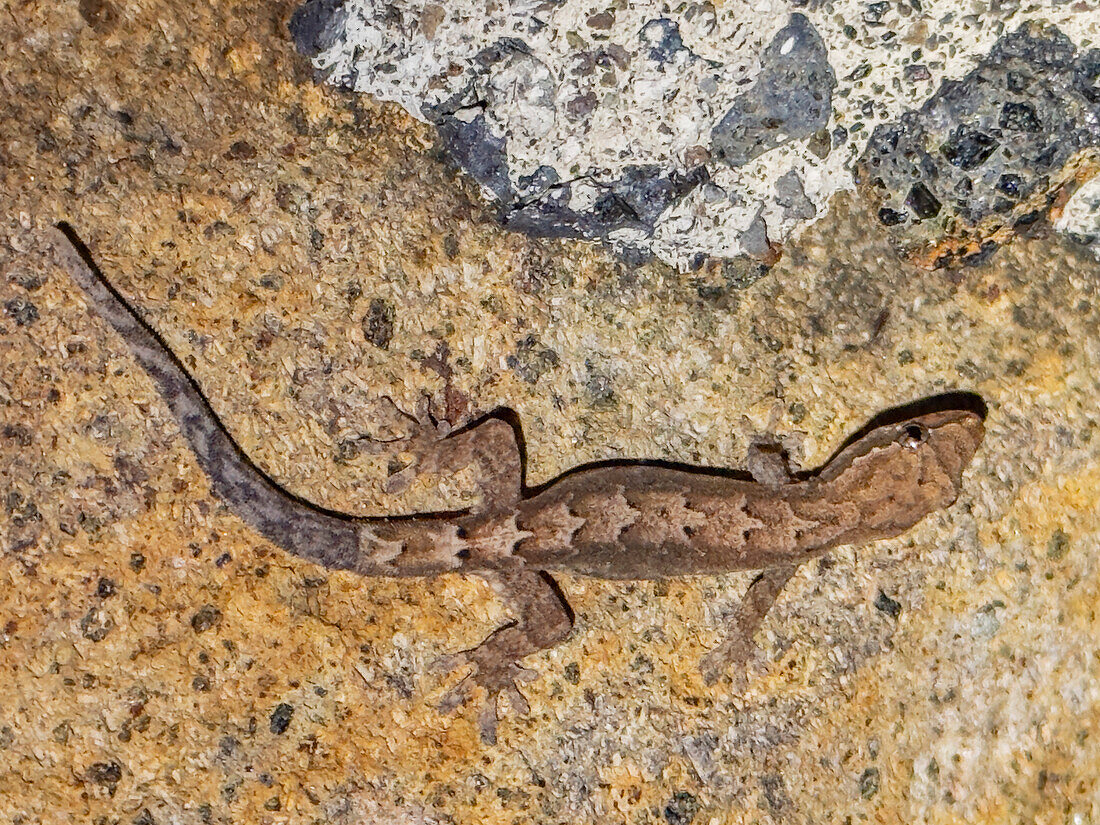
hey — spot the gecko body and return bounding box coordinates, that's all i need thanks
[52,226,984,742]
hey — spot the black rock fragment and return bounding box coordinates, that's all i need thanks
[857,22,1100,267]
[269,702,294,734]
[288,0,349,59]
[711,14,836,168]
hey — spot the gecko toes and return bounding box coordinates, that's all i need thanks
[699,639,765,687]
[429,651,466,675]
[382,467,416,495]
[477,702,500,745]
[505,686,530,716]
[435,653,537,742]
[437,678,472,715]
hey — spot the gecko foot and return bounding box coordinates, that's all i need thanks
[434,645,538,744]
[698,636,767,687]
[433,570,571,742]
[361,396,452,495]
[700,565,798,687]
[366,398,523,510]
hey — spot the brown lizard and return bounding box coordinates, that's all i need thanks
[50,225,985,742]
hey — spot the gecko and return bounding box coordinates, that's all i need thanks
[50,225,985,742]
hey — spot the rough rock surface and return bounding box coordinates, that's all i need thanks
[858,22,1100,268]
[1056,168,1100,257]
[292,0,1098,269]
[710,14,835,169]
[2,1,1100,824]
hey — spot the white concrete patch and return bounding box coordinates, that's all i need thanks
[298,0,1099,269]
[1056,173,1100,257]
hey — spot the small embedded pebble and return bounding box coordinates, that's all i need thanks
[269,702,294,734]
[190,605,222,634]
[874,591,902,618]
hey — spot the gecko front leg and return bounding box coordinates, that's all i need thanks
[700,434,802,684]
[426,415,523,510]
[699,563,798,685]
[437,568,574,743]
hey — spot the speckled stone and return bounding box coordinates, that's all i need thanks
[1057,171,1100,256]
[2,1,1100,824]
[858,21,1100,268]
[710,14,835,169]
[291,0,1099,269]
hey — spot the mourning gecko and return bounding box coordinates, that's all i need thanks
[51,226,985,742]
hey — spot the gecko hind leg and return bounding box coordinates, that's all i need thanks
[436,568,573,743]
[699,563,799,686]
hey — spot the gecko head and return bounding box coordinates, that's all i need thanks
[822,402,985,537]
[892,408,985,496]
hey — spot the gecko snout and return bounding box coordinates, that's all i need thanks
[909,408,985,493]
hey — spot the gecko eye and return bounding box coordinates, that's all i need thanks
[900,423,927,449]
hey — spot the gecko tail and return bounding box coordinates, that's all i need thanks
[50,223,374,573]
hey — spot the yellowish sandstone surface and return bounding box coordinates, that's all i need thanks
[1,1,1098,823]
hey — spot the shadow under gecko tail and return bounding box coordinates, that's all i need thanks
[51,223,451,576]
